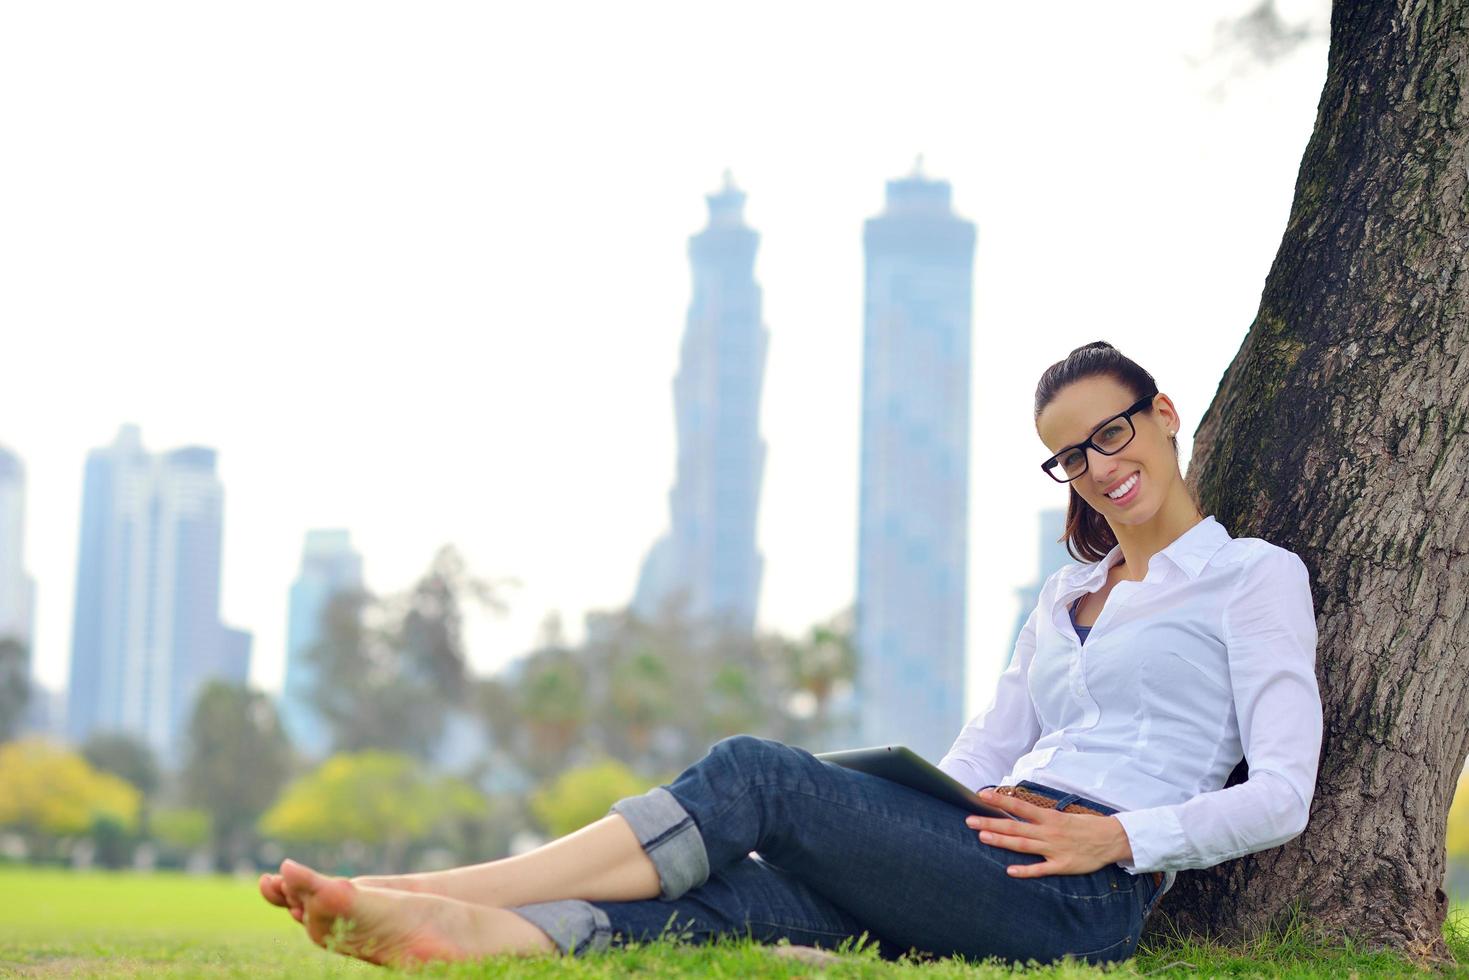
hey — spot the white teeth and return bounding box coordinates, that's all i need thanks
[1107,473,1139,499]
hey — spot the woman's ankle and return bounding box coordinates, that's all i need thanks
[351,873,428,894]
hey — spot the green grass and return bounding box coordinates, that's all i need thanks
[0,866,1465,977]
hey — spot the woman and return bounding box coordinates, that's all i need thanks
[259,340,1323,967]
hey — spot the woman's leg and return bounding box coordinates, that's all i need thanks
[590,734,1147,964]
[266,734,1147,964]
[263,812,663,915]
[276,859,559,965]
[510,854,902,957]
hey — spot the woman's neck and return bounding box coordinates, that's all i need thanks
[1110,487,1204,581]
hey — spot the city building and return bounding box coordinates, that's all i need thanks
[280,529,363,758]
[855,160,976,762]
[1007,508,1075,666]
[65,426,252,759]
[633,172,769,635]
[0,445,35,649]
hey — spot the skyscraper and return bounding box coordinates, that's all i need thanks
[633,172,769,634]
[281,529,363,758]
[66,426,251,759]
[0,445,36,649]
[855,161,976,762]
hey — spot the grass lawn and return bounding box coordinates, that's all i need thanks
[1,866,1466,977]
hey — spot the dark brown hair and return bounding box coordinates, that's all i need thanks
[1033,341,1178,563]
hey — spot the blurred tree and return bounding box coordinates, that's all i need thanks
[309,547,513,759]
[781,610,857,743]
[151,807,212,855]
[472,675,521,760]
[182,683,291,870]
[478,603,855,784]
[0,637,30,742]
[306,589,440,758]
[260,751,486,872]
[517,650,589,777]
[392,545,515,706]
[608,648,676,760]
[529,758,660,839]
[82,732,160,855]
[82,733,159,798]
[0,739,138,854]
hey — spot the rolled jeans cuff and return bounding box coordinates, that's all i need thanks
[509,899,611,955]
[608,785,710,900]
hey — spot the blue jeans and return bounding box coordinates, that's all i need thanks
[509,735,1165,964]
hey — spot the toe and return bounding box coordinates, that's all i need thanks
[280,859,322,905]
[260,873,290,908]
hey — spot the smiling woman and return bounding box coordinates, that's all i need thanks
[1032,341,1190,564]
[256,340,1322,971]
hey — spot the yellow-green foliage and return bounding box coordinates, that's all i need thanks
[0,738,140,836]
[530,758,661,838]
[150,807,212,851]
[258,750,486,846]
[1448,772,1469,861]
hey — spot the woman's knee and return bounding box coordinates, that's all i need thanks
[706,734,816,784]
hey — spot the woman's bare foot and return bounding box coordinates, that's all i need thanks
[279,859,555,965]
[260,868,420,921]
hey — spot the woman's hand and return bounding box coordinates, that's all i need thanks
[965,788,1134,878]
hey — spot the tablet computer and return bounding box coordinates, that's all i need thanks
[816,744,1015,820]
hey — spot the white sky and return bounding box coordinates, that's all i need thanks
[0,1,1329,720]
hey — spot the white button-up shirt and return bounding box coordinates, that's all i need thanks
[938,515,1321,892]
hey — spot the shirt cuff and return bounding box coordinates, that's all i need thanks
[1113,804,1191,873]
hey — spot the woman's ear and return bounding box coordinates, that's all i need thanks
[1153,393,1182,437]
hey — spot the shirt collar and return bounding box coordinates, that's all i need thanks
[1068,515,1231,586]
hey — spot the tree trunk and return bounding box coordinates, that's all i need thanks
[1150,0,1469,958]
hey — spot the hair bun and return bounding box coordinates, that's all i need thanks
[1068,340,1116,357]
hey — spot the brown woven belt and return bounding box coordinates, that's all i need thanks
[990,786,1165,892]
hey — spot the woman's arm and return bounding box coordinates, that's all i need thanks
[1111,546,1323,873]
[937,603,1045,789]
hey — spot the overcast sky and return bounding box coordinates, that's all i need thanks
[0,0,1329,720]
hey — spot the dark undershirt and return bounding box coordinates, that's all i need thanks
[1069,596,1091,644]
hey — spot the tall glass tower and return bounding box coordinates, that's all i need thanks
[633,173,768,634]
[281,529,363,758]
[66,426,251,759]
[856,161,976,762]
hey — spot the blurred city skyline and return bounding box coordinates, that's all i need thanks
[0,1,1330,720]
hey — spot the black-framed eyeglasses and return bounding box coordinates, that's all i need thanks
[1039,393,1158,483]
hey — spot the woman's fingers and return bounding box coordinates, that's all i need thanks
[966,814,1043,837]
[1004,859,1060,879]
[976,789,1056,823]
[977,830,1040,853]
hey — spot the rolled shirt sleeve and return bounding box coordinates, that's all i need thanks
[937,605,1044,790]
[1113,547,1322,873]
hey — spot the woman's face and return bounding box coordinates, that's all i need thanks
[1035,375,1181,528]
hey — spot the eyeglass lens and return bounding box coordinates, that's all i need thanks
[1047,417,1135,480]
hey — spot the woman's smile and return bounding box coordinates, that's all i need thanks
[1100,470,1142,506]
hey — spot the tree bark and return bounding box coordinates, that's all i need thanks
[1150,0,1469,959]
